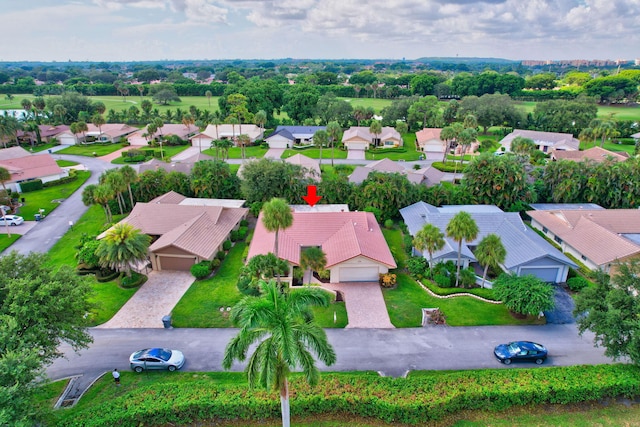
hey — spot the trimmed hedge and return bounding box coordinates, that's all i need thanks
[56,365,640,426]
[190,261,212,280]
[19,179,43,192]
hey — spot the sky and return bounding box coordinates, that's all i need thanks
[0,0,638,62]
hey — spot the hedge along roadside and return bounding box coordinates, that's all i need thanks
[54,364,640,426]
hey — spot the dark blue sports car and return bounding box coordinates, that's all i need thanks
[494,341,548,365]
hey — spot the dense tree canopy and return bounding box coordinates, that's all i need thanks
[493,274,555,316]
[459,93,524,133]
[530,99,598,134]
[240,159,313,205]
[190,160,241,199]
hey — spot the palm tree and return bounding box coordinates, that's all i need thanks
[445,211,479,287]
[237,134,251,161]
[413,223,445,279]
[95,223,151,277]
[92,114,106,140]
[300,247,327,284]
[0,114,21,147]
[182,113,194,130]
[254,110,267,134]
[262,198,293,285]
[205,90,212,107]
[326,121,342,167]
[369,120,382,148]
[0,166,11,193]
[510,136,536,156]
[53,104,66,124]
[313,129,328,167]
[93,183,115,223]
[222,279,336,427]
[120,165,138,209]
[75,121,88,144]
[475,233,506,288]
[101,169,127,215]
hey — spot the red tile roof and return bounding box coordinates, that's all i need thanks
[0,153,65,183]
[248,210,396,268]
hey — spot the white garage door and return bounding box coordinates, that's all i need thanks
[339,267,379,282]
[520,267,559,283]
[58,135,76,145]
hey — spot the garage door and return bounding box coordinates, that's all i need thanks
[339,267,379,282]
[520,267,559,283]
[158,256,196,271]
[58,135,76,145]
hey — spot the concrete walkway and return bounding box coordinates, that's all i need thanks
[323,282,394,329]
[96,270,195,329]
[170,146,201,161]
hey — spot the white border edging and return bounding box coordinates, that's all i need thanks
[417,280,503,304]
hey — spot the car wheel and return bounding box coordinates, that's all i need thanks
[168,365,176,372]
[10,223,16,226]
[535,358,544,365]
[503,358,512,365]
[134,366,143,373]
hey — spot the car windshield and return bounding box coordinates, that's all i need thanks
[507,343,521,354]
[147,348,172,361]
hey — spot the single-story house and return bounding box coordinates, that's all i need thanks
[400,202,576,283]
[0,149,68,192]
[190,124,263,150]
[527,208,640,275]
[342,126,403,152]
[99,191,248,271]
[137,153,216,175]
[499,129,580,153]
[550,146,629,163]
[128,124,199,147]
[265,126,326,149]
[17,125,70,145]
[415,128,445,154]
[82,123,138,144]
[284,154,321,180]
[248,209,396,283]
[348,158,445,186]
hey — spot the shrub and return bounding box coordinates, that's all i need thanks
[124,155,145,163]
[567,276,589,292]
[379,273,397,288]
[222,240,232,251]
[210,258,221,270]
[19,179,43,192]
[43,172,78,188]
[384,219,394,229]
[240,219,248,227]
[237,228,248,241]
[434,274,452,288]
[229,230,239,242]
[459,267,477,288]
[403,234,414,257]
[493,273,555,315]
[318,268,330,280]
[216,251,226,261]
[236,276,260,296]
[190,262,212,280]
[407,257,428,277]
[119,272,146,288]
[96,269,119,282]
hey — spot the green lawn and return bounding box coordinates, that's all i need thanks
[580,140,636,154]
[320,164,355,180]
[281,147,348,160]
[56,159,79,167]
[339,97,392,113]
[18,170,91,220]
[111,144,191,164]
[0,233,21,252]
[382,227,407,270]
[57,142,128,157]
[202,145,269,159]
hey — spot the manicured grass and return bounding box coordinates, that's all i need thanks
[311,298,348,328]
[111,144,192,164]
[0,233,21,252]
[383,273,544,327]
[18,170,91,220]
[57,142,127,157]
[56,159,79,167]
[365,149,421,161]
[26,142,59,153]
[202,145,269,159]
[45,204,133,326]
[282,147,348,160]
[171,242,246,328]
[339,97,392,113]
[580,140,636,154]
[382,227,407,270]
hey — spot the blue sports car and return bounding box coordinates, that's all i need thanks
[494,341,547,365]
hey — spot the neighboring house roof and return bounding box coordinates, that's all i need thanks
[83,123,138,138]
[284,154,321,179]
[400,202,576,270]
[137,159,193,175]
[0,153,65,183]
[18,125,70,141]
[102,192,248,260]
[415,128,443,148]
[195,124,263,141]
[529,203,604,211]
[248,210,396,269]
[266,126,326,142]
[129,124,199,142]
[500,129,580,151]
[631,132,640,139]
[348,158,443,186]
[342,126,402,143]
[551,146,629,162]
[527,209,640,266]
[0,146,31,160]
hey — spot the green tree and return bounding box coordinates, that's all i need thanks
[205,90,212,107]
[0,167,10,192]
[315,92,353,126]
[0,252,93,426]
[152,88,181,105]
[493,273,555,316]
[0,114,21,147]
[413,223,445,279]
[575,261,640,364]
[222,279,336,427]
[92,183,114,222]
[408,95,440,129]
[354,172,418,223]
[510,136,536,155]
[475,233,506,288]
[369,120,382,147]
[261,198,293,285]
[95,223,151,277]
[326,121,342,167]
[300,247,327,284]
[446,211,479,287]
[240,159,311,205]
[459,93,523,134]
[313,129,328,167]
[282,84,320,123]
[120,165,138,209]
[100,169,126,215]
[190,160,241,199]
[440,122,463,163]
[240,254,290,294]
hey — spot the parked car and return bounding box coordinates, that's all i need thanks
[494,341,548,365]
[0,215,24,226]
[129,348,185,372]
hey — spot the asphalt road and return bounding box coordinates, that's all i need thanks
[47,323,613,387]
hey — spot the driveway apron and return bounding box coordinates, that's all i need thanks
[323,282,394,328]
[544,284,576,324]
[264,148,285,159]
[96,271,194,328]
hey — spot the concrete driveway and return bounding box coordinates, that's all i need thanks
[0,220,38,235]
[96,270,194,329]
[323,282,394,328]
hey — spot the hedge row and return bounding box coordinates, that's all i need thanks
[57,364,640,426]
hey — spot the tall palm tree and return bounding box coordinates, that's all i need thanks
[53,104,66,124]
[237,134,251,161]
[205,90,212,107]
[75,121,88,144]
[262,198,293,286]
[101,169,127,215]
[95,223,151,277]
[300,247,327,284]
[0,114,21,147]
[413,223,445,279]
[223,279,336,427]
[0,166,11,193]
[93,183,115,223]
[92,114,106,140]
[119,165,138,210]
[254,110,267,134]
[326,121,342,167]
[313,129,328,167]
[446,211,479,287]
[475,233,506,288]
[369,120,382,148]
